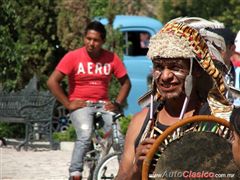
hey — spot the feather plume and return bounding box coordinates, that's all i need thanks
[199,29,226,51]
[170,17,224,30]
[171,17,227,69]
[206,41,227,67]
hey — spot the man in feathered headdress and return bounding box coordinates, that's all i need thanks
[116,17,236,179]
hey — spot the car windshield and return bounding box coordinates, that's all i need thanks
[123,31,150,56]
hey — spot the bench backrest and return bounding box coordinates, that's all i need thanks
[20,91,56,121]
[0,90,56,122]
[0,91,25,117]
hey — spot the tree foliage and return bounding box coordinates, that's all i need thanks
[1,0,240,92]
[0,0,61,91]
[217,0,240,32]
[156,0,240,33]
[157,0,230,22]
[57,0,90,50]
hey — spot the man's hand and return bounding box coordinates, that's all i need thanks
[134,138,156,166]
[104,101,121,112]
[67,99,87,111]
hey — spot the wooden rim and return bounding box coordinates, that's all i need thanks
[142,115,230,180]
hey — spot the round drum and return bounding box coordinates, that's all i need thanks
[142,115,240,180]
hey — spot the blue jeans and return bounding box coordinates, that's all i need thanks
[69,106,122,174]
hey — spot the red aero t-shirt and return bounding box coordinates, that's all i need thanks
[56,47,127,102]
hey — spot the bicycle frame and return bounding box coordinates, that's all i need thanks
[82,107,123,180]
[92,113,124,180]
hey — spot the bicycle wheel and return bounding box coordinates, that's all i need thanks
[93,152,122,180]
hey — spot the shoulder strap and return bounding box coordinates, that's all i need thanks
[134,101,163,148]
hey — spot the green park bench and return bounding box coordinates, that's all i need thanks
[0,76,56,150]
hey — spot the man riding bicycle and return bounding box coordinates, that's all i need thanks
[47,21,131,180]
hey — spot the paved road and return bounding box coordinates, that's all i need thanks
[0,139,91,180]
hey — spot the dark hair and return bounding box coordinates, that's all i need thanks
[85,21,106,40]
[230,107,240,136]
[207,28,236,46]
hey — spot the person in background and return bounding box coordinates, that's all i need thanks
[231,30,240,106]
[230,107,240,168]
[207,28,236,83]
[231,30,240,67]
[47,21,131,180]
[140,32,150,48]
[206,28,237,103]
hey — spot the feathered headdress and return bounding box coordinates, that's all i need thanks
[140,17,234,120]
[172,17,227,70]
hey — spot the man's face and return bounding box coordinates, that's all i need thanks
[232,131,240,168]
[152,58,189,100]
[84,30,105,54]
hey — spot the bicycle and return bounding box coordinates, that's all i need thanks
[80,101,124,180]
[92,111,123,180]
[52,104,70,132]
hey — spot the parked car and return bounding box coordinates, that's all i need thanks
[98,15,163,115]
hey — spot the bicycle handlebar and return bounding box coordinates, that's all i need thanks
[113,113,124,122]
